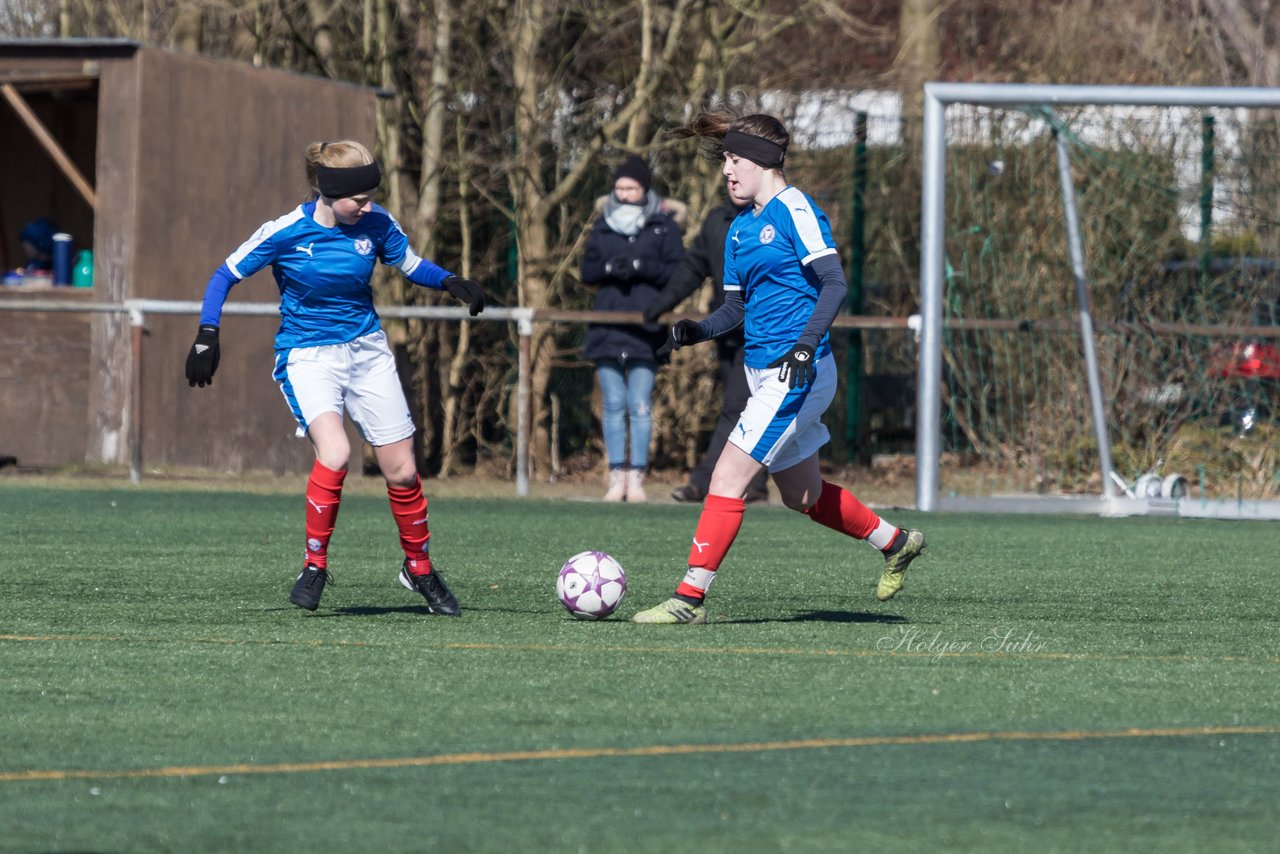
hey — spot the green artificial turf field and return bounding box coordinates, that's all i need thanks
[1,481,1277,852]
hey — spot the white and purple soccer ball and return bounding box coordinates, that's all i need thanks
[556,550,627,620]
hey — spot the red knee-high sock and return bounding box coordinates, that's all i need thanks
[388,476,432,575]
[675,494,745,600]
[804,480,899,550]
[305,461,346,569]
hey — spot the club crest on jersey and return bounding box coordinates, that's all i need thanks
[353,237,374,256]
[759,224,776,244]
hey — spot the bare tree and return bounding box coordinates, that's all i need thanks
[1192,0,1279,87]
[895,0,941,123]
[0,0,1012,479]
[462,0,705,475]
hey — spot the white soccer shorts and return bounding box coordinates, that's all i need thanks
[729,353,836,471]
[272,330,415,446]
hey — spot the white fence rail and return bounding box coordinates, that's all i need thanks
[7,293,1276,505]
[0,298,536,492]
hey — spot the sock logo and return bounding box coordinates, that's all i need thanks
[691,538,709,554]
[307,537,325,553]
[308,498,327,513]
[682,565,716,591]
[411,516,428,526]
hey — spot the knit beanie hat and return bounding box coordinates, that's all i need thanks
[20,217,58,255]
[612,155,652,192]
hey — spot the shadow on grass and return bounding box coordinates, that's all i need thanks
[323,604,553,617]
[325,605,433,617]
[268,605,921,624]
[722,610,912,625]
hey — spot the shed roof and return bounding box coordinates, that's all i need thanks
[0,37,141,57]
[0,38,391,97]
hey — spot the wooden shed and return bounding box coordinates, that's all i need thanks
[0,38,379,473]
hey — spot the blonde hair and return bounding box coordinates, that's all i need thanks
[305,140,375,197]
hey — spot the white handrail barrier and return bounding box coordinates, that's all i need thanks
[0,298,535,493]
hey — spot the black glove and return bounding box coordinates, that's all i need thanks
[767,342,816,389]
[656,319,705,359]
[603,256,640,282]
[185,324,220,388]
[443,275,486,316]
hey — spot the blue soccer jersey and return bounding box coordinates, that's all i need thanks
[723,187,839,369]
[204,201,451,349]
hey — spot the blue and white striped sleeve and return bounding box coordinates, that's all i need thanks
[202,215,288,326]
[225,215,287,280]
[378,207,453,289]
[780,187,837,266]
[723,221,741,293]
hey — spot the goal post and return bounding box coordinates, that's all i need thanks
[917,83,1280,515]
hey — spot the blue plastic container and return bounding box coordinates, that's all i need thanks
[52,232,72,285]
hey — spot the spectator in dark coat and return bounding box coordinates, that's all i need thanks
[644,198,769,504]
[581,155,685,502]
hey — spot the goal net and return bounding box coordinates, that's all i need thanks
[917,84,1280,512]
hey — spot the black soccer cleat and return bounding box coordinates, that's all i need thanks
[670,483,705,503]
[290,564,330,611]
[398,560,461,616]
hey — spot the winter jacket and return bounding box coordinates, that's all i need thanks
[580,193,685,364]
[645,202,745,355]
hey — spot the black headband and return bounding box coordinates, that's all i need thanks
[723,131,786,169]
[316,161,382,199]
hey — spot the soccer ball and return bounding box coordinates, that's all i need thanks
[556,550,627,620]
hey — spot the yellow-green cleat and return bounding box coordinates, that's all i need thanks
[631,597,707,625]
[876,529,926,602]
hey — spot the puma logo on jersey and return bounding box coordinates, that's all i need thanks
[295,243,315,257]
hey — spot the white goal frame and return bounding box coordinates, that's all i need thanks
[916,82,1280,519]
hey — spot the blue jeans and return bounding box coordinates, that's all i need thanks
[595,359,655,469]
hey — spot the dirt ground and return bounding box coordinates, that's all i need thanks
[0,455,924,508]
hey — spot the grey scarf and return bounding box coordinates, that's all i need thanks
[603,190,663,237]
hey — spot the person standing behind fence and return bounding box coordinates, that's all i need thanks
[643,196,769,505]
[184,139,486,615]
[632,112,926,624]
[580,155,685,502]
